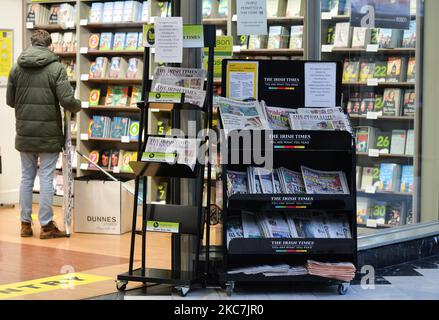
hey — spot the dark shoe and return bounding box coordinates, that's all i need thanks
[40,221,67,239]
[21,222,33,237]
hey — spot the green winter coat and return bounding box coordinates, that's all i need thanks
[6,46,81,153]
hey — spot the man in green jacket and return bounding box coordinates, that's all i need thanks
[6,29,81,239]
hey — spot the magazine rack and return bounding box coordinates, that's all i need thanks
[218,59,357,296]
[116,16,217,296]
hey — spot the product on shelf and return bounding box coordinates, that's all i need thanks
[360,92,375,114]
[403,89,416,116]
[89,89,101,106]
[88,33,100,51]
[377,163,402,192]
[130,86,142,107]
[89,57,109,78]
[289,26,303,49]
[402,21,417,48]
[99,32,114,51]
[126,58,143,79]
[267,0,288,18]
[342,60,360,83]
[374,130,392,154]
[406,57,416,83]
[355,126,376,153]
[285,0,304,17]
[373,60,388,83]
[267,26,290,49]
[301,166,350,195]
[390,129,407,155]
[105,86,130,106]
[306,260,356,282]
[358,61,375,84]
[333,22,352,48]
[151,66,207,90]
[60,58,76,80]
[382,88,403,116]
[386,57,408,83]
[351,27,371,49]
[400,165,414,193]
[405,129,415,155]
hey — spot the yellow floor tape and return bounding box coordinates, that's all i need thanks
[0,273,112,299]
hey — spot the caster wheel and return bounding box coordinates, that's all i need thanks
[116,280,128,292]
[225,282,234,297]
[338,283,349,295]
[176,287,190,297]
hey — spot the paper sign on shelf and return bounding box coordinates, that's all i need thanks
[80,19,88,26]
[321,45,334,52]
[367,44,379,52]
[236,0,268,36]
[366,219,378,228]
[113,167,120,174]
[232,14,237,21]
[146,221,179,233]
[121,136,130,143]
[80,47,88,54]
[80,74,89,81]
[233,45,241,53]
[80,133,89,141]
[0,30,13,86]
[367,78,379,86]
[365,186,376,194]
[66,21,75,29]
[26,22,34,29]
[80,163,89,170]
[182,24,204,48]
[305,62,337,108]
[368,149,380,157]
[154,17,183,63]
[366,111,378,119]
[321,12,333,20]
[226,61,259,100]
[81,102,89,109]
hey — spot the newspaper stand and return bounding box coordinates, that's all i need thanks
[116,20,217,296]
[218,59,357,296]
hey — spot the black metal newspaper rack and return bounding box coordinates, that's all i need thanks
[218,59,357,296]
[116,18,217,297]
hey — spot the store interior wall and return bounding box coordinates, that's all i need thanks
[421,0,439,222]
[0,0,23,204]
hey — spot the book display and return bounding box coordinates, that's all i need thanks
[219,59,357,296]
[321,0,419,231]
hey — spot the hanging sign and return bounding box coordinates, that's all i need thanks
[144,24,204,48]
[236,0,268,36]
[146,221,180,233]
[226,61,259,100]
[0,30,13,87]
[351,0,411,30]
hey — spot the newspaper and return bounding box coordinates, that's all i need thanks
[297,107,345,115]
[247,167,263,194]
[264,105,297,130]
[301,166,350,195]
[256,212,291,238]
[285,215,300,238]
[326,213,352,239]
[153,83,206,108]
[151,66,206,90]
[306,260,356,282]
[226,217,244,247]
[272,169,283,194]
[278,167,306,194]
[241,211,262,238]
[293,212,330,238]
[217,97,268,135]
[288,113,352,133]
[228,264,308,277]
[143,137,200,170]
[254,168,274,194]
[226,170,248,196]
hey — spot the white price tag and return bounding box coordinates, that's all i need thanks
[233,45,241,53]
[377,111,383,117]
[321,12,333,20]
[151,47,155,54]
[366,112,378,120]
[367,78,379,86]
[80,163,89,170]
[368,149,380,157]
[121,136,131,143]
[365,186,376,194]
[113,167,120,174]
[80,133,89,141]
[66,21,75,29]
[81,102,89,109]
[366,219,378,228]
[321,45,334,53]
[232,14,237,21]
[150,108,161,112]
[80,19,88,26]
[26,22,34,29]
[80,47,89,54]
[366,44,379,52]
[80,74,89,81]
[149,16,155,24]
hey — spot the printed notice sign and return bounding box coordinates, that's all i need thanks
[236,0,268,36]
[304,62,337,108]
[154,17,183,63]
[0,30,13,87]
[226,61,259,100]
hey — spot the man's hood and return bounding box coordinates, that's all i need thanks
[17,46,58,68]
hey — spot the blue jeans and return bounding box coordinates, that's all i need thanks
[20,152,59,226]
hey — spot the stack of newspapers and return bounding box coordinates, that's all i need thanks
[217,97,352,134]
[227,166,350,197]
[141,136,201,171]
[151,66,207,108]
[227,264,308,277]
[226,211,352,247]
[306,260,357,282]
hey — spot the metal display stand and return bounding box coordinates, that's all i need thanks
[218,59,358,296]
[116,18,216,296]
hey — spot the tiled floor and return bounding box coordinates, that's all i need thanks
[90,255,439,300]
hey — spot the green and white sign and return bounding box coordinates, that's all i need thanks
[146,221,180,233]
[141,152,177,164]
[147,92,183,103]
[143,24,204,48]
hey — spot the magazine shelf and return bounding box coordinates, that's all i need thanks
[85,106,140,113]
[267,16,304,25]
[329,48,416,55]
[202,18,227,26]
[349,115,414,121]
[56,52,77,58]
[129,161,202,180]
[357,190,413,198]
[357,152,413,159]
[29,24,76,32]
[85,78,143,85]
[236,49,304,56]
[83,22,145,30]
[83,137,138,143]
[343,82,415,88]
[227,238,355,256]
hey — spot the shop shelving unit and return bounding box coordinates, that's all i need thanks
[320,0,422,231]
[218,59,357,296]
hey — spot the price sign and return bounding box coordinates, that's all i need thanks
[80,133,89,141]
[368,149,380,157]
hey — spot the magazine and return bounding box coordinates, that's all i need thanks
[153,83,206,108]
[278,167,306,194]
[226,170,248,196]
[226,218,244,247]
[301,166,350,195]
[241,211,262,238]
[218,97,268,135]
[151,66,206,90]
[143,137,201,170]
